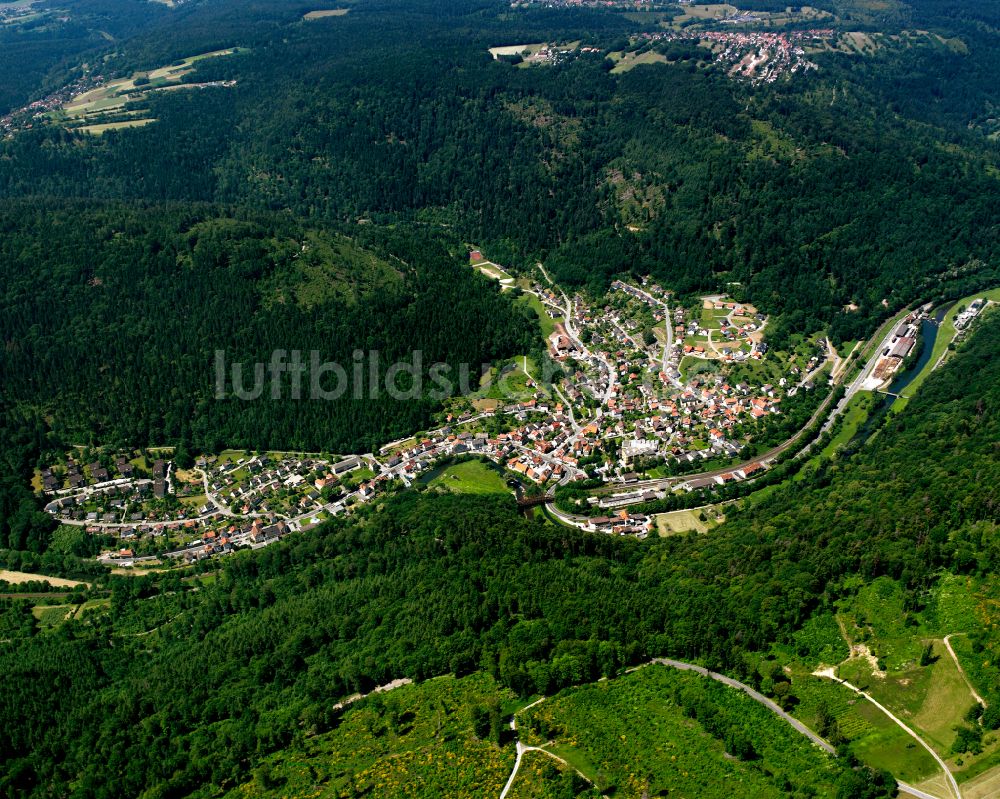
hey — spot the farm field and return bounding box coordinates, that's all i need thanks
[0,570,88,588]
[49,48,242,133]
[303,8,349,19]
[610,50,667,73]
[489,43,545,59]
[674,3,737,22]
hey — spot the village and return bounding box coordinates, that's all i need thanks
[489,13,833,83]
[634,28,828,83]
[33,249,847,563]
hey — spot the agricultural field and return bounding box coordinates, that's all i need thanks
[0,570,88,588]
[303,8,349,19]
[520,664,852,799]
[48,48,243,134]
[610,50,668,73]
[223,673,517,799]
[673,3,737,23]
[422,459,510,496]
[488,43,546,60]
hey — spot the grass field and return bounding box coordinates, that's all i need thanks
[479,357,540,402]
[962,764,1000,799]
[654,507,723,536]
[0,570,88,588]
[820,391,874,457]
[303,8,349,19]
[791,672,941,784]
[610,50,668,73]
[810,575,1000,781]
[521,665,850,799]
[518,291,561,341]
[423,459,510,495]
[224,673,516,799]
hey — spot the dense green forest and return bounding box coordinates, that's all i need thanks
[0,304,996,797]
[0,202,533,454]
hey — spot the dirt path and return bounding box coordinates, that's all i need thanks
[499,697,547,799]
[812,667,961,799]
[943,634,987,708]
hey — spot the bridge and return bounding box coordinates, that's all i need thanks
[516,494,553,509]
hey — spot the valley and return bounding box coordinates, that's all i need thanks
[0,0,998,796]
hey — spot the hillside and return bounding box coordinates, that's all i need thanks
[0,202,534,457]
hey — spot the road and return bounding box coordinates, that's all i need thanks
[613,282,681,388]
[813,667,961,799]
[197,467,237,517]
[943,634,987,708]
[599,304,910,493]
[600,380,841,494]
[820,310,908,435]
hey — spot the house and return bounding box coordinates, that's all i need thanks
[332,456,361,474]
